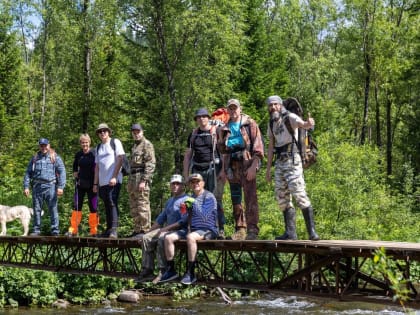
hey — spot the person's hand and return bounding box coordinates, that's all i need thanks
[24,188,30,197]
[246,166,257,181]
[109,177,117,186]
[93,185,98,193]
[307,117,315,128]
[57,188,64,197]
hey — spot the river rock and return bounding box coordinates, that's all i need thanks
[118,290,140,303]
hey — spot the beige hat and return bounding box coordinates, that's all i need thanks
[226,99,241,108]
[188,173,204,183]
[96,123,111,134]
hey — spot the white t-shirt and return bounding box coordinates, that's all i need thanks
[95,138,125,186]
[268,112,303,148]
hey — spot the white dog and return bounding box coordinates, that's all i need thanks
[0,205,35,236]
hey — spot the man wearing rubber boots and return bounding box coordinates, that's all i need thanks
[265,95,319,241]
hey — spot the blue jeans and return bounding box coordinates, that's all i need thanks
[98,184,121,231]
[32,183,59,234]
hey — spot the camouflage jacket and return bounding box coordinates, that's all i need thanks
[130,137,156,183]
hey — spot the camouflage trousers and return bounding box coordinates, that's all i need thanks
[141,229,166,271]
[127,174,151,233]
[274,153,311,211]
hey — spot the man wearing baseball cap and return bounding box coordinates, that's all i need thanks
[217,99,264,240]
[127,123,156,239]
[136,174,189,283]
[159,173,218,285]
[23,138,66,236]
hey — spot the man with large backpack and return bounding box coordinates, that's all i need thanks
[265,95,319,241]
[183,108,225,238]
[218,99,264,240]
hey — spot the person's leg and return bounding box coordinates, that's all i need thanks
[67,187,84,236]
[109,183,121,237]
[31,185,43,235]
[160,230,186,282]
[134,183,151,233]
[99,185,112,235]
[87,189,99,236]
[46,184,59,235]
[229,182,246,240]
[274,159,296,239]
[213,168,225,237]
[181,230,210,285]
[137,231,159,282]
[284,156,319,240]
[242,175,259,239]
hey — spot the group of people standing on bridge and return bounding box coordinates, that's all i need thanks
[22,95,319,284]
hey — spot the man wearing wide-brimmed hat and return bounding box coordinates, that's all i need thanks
[182,108,226,239]
[93,123,125,238]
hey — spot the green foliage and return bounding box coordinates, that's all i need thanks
[306,131,420,241]
[371,248,411,308]
[60,274,128,305]
[0,267,63,307]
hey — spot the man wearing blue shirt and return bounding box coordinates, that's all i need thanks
[23,138,66,236]
[160,173,218,285]
[136,174,189,283]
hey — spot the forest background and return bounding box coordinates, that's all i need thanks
[0,0,418,306]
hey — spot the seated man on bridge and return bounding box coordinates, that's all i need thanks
[159,173,218,285]
[136,174,189,284]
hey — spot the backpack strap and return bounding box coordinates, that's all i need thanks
[283,112,305,165]
[31,149,56,172]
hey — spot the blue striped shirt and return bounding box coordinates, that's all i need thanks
[189,190,218,235]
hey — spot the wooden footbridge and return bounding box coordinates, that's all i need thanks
[0,236,418,306]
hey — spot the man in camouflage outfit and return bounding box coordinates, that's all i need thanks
[127,123,156,238]
[265,95,319,241]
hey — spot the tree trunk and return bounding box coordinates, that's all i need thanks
[386,92,392,176]
[82,0,92,133]
[374,79,382,147]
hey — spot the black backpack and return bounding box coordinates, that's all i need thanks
[97,138,130,176]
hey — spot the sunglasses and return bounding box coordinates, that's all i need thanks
[97,129,108,134]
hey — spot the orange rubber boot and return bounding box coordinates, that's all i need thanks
[67,210,82,236]
[88,213,99,236]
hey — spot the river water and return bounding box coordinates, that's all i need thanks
[0,294,417,315]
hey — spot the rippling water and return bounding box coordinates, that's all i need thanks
[0,294,417,315]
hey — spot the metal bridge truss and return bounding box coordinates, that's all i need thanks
[0,236,142,277]
[0,237,418,305]
[187,240,419,304]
